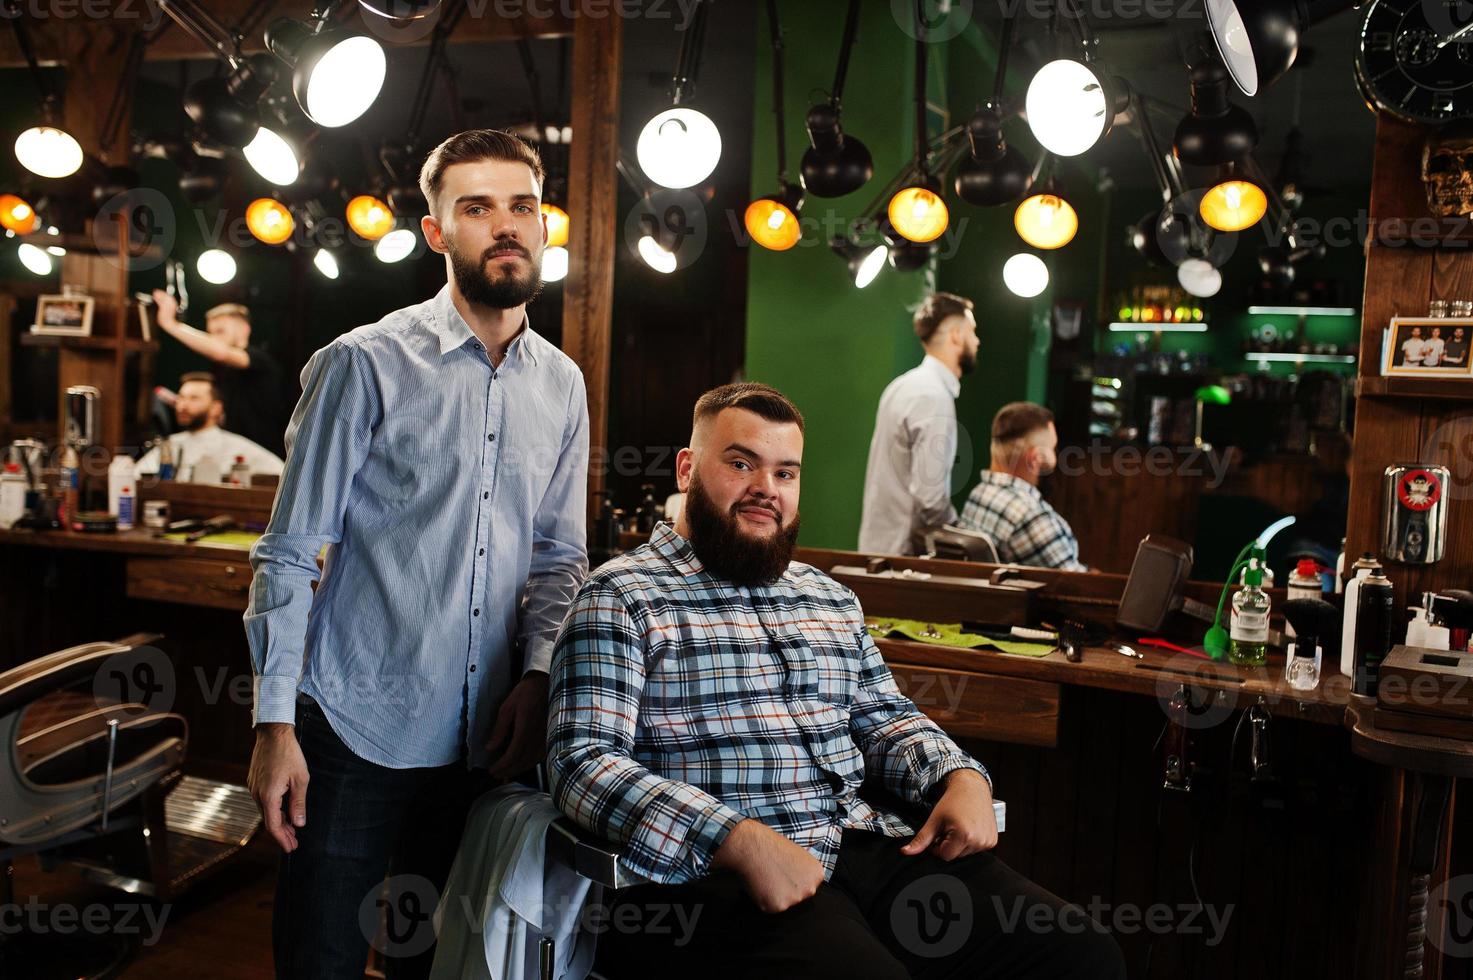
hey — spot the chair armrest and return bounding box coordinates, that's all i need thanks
[547,817,645,890]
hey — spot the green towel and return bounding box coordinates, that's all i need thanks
[865,618,1055,657]
[161,530,261,549]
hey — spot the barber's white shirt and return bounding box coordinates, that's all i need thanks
[858,355,960,555]
[137,426,284,483]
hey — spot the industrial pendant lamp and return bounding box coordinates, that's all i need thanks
[1174,40,1258,168]
[347,194,395,241]
[1004,252,1049,297]
[266,6,387,128]
[9,16,83,179]
[246,197,295,244]
[955,15,1031,207]
[800,0,873,198]
[1205,0,1358,97]
[887,4,949,245]
[1199,169,1268,232]
[1014,166,1078,250]
[745,0,804,251]
[831,234,888,288]
[637,0,722,190]
[359,0,441,18]
[0,193,41,235]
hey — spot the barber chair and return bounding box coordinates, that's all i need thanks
[926,525,1000,563]
[537,784,1005,980]
[0,634,260,978]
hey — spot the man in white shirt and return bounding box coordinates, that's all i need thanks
[858,293,979,555]
[1401,326,1430,367]
[137,372,284,482]
[1424,326,1447,367]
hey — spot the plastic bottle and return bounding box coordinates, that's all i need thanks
[108,454,137,519]
[1229,552,1271,667]
[0,462,26,529]
[1334,539,1346,594]
[1340,554,1382,677]
[228,455,251,487]
[1285,559,1321,639]
[158,439,176,481]
[59,445,79,529]
[1406,602,1452,650]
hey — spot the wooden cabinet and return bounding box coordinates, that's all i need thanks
[126,557,251,611]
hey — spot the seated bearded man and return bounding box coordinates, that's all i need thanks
[547,382,1125,980]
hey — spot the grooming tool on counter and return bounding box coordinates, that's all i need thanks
[161,518,204,536]
[71,511,118,533]
[1107,642,1144,660]
[185,515,235,543]
[1427,590,1473,652]
[1203,517,1296,661]
[1281,598,1338,692]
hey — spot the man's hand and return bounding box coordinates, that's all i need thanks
[151,289,179,328]
[249,723,309,853]
[900,768,998,861]
[485,671,549,779]
[711,819,825,914]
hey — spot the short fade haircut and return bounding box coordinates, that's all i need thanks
[992,401,1054,446]
[913,292,975,345]
[179,371,221,403]
[418,129,546,217]
[693,382,805,434]
[205,302,249,323]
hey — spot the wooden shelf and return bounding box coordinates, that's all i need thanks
[20,332,158,353]
[1356,375,1473,400]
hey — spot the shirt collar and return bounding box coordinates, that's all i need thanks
[430,284,539,366]
[921,354,960,398]
[649,521,705,576]
[981,469,1041,499]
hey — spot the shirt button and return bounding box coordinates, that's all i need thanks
[483,491,489,499]
[487,433,496,442]
[469,664,477,673]
[474,343,483,351]
[478,548,485,556]
[473,608,480,616]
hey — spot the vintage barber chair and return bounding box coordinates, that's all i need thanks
[0,634,260,978]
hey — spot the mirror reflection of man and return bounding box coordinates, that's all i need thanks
[957,402,1085,571]
[858,293,979,555]
[151,292,288,456]
[136,372,283,482]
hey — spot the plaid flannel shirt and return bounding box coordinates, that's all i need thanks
[547,522,988,885]
[958,471,1086,571]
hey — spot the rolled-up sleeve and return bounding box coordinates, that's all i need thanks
[244,341,377,726]
[548,580,745,885]
[519,376,590,675]
[847,603,990,804]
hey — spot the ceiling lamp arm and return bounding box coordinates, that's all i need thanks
[912,0,929,175]
[829,0,862,109]
[155,0,246,68]
[1133,92,1179,201]
[670,0,712,106]
[403,0,465,148]
[765,0,791,186]
[7,2,61,114]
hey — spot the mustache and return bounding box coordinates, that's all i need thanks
[482,240,529,261]
[731,498,781,521]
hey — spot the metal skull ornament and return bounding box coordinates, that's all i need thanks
[1423,125,1473,217]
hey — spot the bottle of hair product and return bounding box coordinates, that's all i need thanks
[228,455,250,487]
[158,438,176,481]
[0,462,26,529]
[1285,559,1321,639]
[59,445,79,529]
[1229,551,1271,667]
[1340,554,1382,677]
[1354,570,1396,697]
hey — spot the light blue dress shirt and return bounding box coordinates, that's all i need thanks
[245,285,589,769]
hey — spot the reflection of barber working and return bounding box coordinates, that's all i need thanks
[859,292,979,555]
[548,383,1124,979]
[151,290,289,455]
[958,402,1086,571]
[137,372,283,483]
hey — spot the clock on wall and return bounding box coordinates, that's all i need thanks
[1355,0,1473,123]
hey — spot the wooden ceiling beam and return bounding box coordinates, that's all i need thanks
[0,2,571,68]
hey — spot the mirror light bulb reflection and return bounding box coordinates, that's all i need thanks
[15,126,84,179]
[1025,60,1111,157]
[1003,252,1049,298]
[374,228,417,263]
[1014,193,1079,250]
[243,128,300,186]
[542,245,569,283]
[1177,258,1223,298]
[17,242,53,276]
[304,36,386,127]
[638,235,678,274]
[314,249,340,279]
[636,107,722,189]
[197,249,237,284]
[887,187,949,243]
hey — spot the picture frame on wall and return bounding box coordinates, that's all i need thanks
[31,294,95,337]
[1382,316,1473,378]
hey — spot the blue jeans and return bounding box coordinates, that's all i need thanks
[271,698,489,980]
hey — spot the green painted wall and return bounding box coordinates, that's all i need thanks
[745,5,1054,549]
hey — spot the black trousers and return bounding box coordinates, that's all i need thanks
[272,698,489,980]
[597,829,1127,980]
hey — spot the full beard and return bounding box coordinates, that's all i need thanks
[684,472,801,587]
[959,349,977,375]
[449,237,544,309]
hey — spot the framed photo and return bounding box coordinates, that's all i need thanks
[1383,317,1473,378]
[32,294,94,337]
